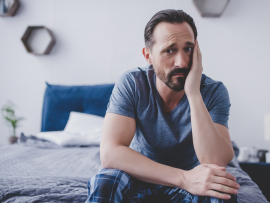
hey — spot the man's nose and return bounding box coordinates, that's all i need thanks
[174,52,187,68]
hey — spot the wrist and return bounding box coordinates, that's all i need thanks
[174,168,186,189]
[186,92,202,103]
[181,170,189,190]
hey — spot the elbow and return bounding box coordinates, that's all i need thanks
[227,149,235,164]
[100,145,120,169]
[199,150,235,167]
[200,159,228,168]
[100,147,113,169]
[224,147,235,165]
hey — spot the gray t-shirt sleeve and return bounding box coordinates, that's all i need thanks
[106,72,136,119]
[208,83,231,128]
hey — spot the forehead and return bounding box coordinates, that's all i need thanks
[152,22,195,49]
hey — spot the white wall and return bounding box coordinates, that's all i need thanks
[1,0,270,150]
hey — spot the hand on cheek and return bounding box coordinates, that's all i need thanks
[184,39,203,98]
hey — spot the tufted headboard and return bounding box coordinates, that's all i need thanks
[41,82,115,132]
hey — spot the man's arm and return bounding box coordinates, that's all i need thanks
[100,113,183,187]
[184,39,234,167]
[100,113,239,200]
[189,94,234,167]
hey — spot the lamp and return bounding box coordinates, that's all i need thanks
[193,0,230,17]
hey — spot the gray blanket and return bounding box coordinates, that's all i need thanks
[0,134,268,203]
[0,134,102,203]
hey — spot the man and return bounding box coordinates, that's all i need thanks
[86,9,240,202]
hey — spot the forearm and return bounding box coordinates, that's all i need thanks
[188,94,234,167]
[101,145,184,188]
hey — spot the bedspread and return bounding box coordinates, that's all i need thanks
[0,134,268,203]
[0,134,102,202]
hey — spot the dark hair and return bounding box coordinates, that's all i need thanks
[144,9,197,51]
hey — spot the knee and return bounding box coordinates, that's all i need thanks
[87,168,131,195]
[92,168,130,183]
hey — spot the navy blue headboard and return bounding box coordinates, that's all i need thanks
[41,82,115,132]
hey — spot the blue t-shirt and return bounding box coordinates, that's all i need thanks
[106,65,231,170]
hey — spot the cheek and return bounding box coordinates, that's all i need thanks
[188,54,193,67]
[184,53,192,62]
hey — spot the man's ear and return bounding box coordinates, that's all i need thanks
[142,47,152,64]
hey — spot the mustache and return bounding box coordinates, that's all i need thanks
[169,67,190,76]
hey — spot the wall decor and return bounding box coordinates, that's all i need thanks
[0,0,20,17]
[21,26,56,55]
[193,0,230,17]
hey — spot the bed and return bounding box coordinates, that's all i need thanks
[0,82,269,202]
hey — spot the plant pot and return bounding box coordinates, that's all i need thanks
[8,136,18,144]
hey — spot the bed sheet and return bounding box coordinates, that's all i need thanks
[0,134,102,202]
[0,134,268,203]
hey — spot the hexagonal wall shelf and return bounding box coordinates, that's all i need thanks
[21,26,56,55]
[0,0,20,17]
[193,0,230,17]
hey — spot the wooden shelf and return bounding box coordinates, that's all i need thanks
[0,0,20,17]
[21,26,56,55]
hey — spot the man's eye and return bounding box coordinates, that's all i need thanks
[184,47,193,52]
[165,49,173,54]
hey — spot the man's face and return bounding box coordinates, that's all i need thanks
[149,22,195,92]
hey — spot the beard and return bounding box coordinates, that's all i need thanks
[154,66,190,92]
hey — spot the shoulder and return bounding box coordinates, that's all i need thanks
[201,74,229,94]
[201,74,223,87]
[117,65,151,89]
[120,66,149,81]
[201,74,230,108]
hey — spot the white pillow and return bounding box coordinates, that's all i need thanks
[64,111,104,135]
[36,112,104,146]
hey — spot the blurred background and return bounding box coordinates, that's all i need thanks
[0,0,270,150]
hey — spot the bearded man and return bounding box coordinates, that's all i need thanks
[85,9,256,203]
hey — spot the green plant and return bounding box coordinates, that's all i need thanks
[1,101,24,137]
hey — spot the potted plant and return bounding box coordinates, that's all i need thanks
[1,101,24,144]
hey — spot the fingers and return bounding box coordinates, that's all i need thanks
[196,40,202,64]
[206,190,231,200]
[192,39,198,62]
[209,183,238,195]
[213,176,240,190]
[214,169,237,182]
[192,39,202,72]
